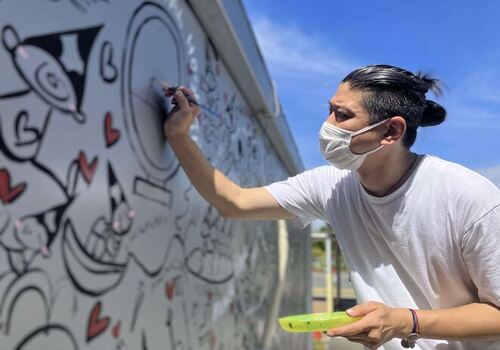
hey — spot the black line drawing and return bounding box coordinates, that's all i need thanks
[0,268,52,335]
[13,324,78,350]
[121,2,185,207]
[165,308,184,350]
[62,162,133,296]
[0,1,306,349]
[141,329,148,350]
[200,41,220,112]
[0,92,52,162]
[0,212,9,235]
[0,159,80,277]
[129,281,145,332]
[186,205,234,284]
[62,219,126,296]
[49,0,110,13]
[100,41,118,83]
[9,201,73,273]
[1,24,102,124]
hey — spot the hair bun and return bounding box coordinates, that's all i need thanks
[420,100,446,127]
[415,72,443,96]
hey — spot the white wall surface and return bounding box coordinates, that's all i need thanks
[0,1,310,349]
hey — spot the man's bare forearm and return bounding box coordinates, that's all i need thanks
[161,89,292,221]
[418,302,500,341]
[168,134,242,216]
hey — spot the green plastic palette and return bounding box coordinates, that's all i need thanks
[279,312,361,332]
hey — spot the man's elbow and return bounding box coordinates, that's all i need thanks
[216,205,241,219]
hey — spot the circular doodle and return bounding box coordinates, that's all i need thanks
[121,3,185,182]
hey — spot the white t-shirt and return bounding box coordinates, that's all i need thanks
[265,155,500,350]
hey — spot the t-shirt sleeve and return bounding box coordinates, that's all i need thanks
[264,166,331,228]
[462,204,500,306]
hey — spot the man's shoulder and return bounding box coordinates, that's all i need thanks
[295,165,353,185]
[422,155,500,205]
[424,155,496,186]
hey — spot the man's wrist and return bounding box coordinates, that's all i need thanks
[401,309,421,348]
[165,132,190,143]
[394,307,415,338]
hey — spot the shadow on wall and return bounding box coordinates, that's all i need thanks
[0,1,309,349]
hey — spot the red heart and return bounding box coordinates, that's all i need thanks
[87,301,110,342]
[104,112,120,147]
[0,169,26,204]
[112,320,121,339]
[78,152,98,184]
[210,333,217,350]
[165,280,175,300]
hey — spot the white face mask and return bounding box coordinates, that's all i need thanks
[319,118,389,170]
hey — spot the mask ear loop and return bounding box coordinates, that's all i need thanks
[348,118,391,155]
[350,118,391,138]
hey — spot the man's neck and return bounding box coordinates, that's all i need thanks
[357,149,418,197]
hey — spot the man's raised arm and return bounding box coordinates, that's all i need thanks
[163,86,294,221]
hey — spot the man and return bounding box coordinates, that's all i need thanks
[163,65,500,349]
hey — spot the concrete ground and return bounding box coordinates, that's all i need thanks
[325,336,364,350]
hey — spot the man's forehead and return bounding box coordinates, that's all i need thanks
[329,83,365,112]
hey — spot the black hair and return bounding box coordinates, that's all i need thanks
[341,64,446,148]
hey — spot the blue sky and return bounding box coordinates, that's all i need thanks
[242,0,500,186]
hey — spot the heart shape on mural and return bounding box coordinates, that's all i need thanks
[15,111,40,146]
[210,332,217,350]
[78,151,98,184]
[165,279,176,301]
[112,320,121,339]
[100,41,118,83]
[87,301,110,342]
[0,168,26,204]
[104,112,120,147]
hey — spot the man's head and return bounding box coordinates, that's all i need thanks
[328,64,446,151]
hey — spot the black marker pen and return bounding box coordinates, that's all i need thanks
[152,78,221,117]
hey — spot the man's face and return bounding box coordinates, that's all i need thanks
[326,82,388,155]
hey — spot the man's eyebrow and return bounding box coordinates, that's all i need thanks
[329,102,355,116]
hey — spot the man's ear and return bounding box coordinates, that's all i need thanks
[380,116,406,145]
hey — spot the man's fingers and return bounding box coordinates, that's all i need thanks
[173,89,189,111]
[326,318,371,337]
[179,86,196,100]
[345,331,373,342]
[346,301,381,317]
[345,331,370,339]
[167,105,180,119]
[161,82,198,105]
[163,87,175,96]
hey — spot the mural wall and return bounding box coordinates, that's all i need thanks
[0,0,310,349]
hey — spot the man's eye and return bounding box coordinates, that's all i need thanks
[336,112,349,120]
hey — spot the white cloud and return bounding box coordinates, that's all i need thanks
[445,102,500,130]
[252,16,500,131]
[462,69,500,105]
[248,13,499,171]
[252,16,354,80]
[477,164,500,188]
[444,67,500,130]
